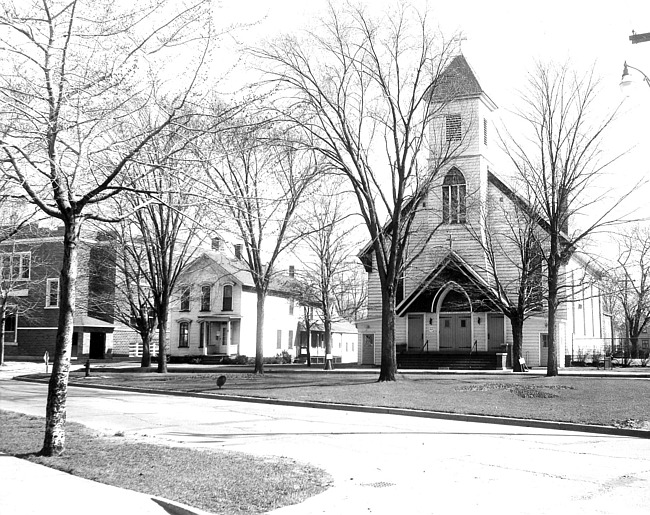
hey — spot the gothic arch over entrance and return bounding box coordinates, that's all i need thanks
[435,283,472,351]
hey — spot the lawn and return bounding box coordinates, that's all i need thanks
[0,410,331,514]
[39,365,650,430]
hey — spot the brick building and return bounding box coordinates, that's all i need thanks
[1,224,139,360]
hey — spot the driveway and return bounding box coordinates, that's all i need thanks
[1,379,649,515]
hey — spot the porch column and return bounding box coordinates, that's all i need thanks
[227,320,232,354]
[201,323,207,356]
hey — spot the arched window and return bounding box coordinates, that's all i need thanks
[222,284,233,311]
[442,168,466,224]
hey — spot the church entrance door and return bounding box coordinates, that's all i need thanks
[407,314,424,351]
[439,314,471,351]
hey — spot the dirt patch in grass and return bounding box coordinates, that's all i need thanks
[455,382,576,398]
[0,410,331,514]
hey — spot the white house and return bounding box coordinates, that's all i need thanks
[356,55,610,369]
[169,248,358,363]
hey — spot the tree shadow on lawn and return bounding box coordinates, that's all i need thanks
[189,378,379,393]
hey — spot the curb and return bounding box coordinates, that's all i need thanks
[14,376,650,439]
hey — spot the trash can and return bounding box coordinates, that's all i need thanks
[603,356,612,370]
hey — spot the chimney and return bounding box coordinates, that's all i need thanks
[211,236,222,252]
[234,244,242,260]
[289,265,295,278]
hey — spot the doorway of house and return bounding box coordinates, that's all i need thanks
[407,314,424,351]
[540,333,548,367]
[361,333,375,364]
[487,314,505,351]
[71,332,79,358]
[89,332,105,359]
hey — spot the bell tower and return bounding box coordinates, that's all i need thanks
[426,54,498,272]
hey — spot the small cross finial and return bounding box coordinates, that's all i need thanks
[447,233,453,249]
[459,35,468,53]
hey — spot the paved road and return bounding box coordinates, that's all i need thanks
[2,379,650,515]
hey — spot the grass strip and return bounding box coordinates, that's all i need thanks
[54,369,650,429]
[0,410,331,514]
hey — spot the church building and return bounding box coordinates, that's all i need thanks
[356,56,611,369]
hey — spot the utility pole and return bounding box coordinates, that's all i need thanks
[630,31,650,44]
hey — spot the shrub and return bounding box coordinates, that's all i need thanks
[221,354,249,365]
[591,348,602,367]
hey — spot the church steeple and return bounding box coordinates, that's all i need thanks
[430,55,496,110]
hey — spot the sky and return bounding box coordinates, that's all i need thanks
[218,0,650,258]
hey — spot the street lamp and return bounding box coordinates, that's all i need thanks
[620,61,650,94]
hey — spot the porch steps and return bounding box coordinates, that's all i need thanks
[397,352,500,370]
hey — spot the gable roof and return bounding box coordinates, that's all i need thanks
[181,251,300,295]
[395,250,507,316]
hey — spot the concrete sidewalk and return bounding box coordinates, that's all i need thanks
[0,454,212,515]
[1,363,211,515]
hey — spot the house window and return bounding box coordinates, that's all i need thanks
[442,168,466,224]
[179,321,189,348]
[445,114,461,142]
[642,339,649,350]
[277,329,282,349]
[180,285,190,311]
[289,298,294,315]
[3,312,17,343]
[541,333,548,348]
[483,118,488,146]
[222,285,233,311]
[289,330,294,349]
[1,252,31,280]
[200,285,211,312]
[351,341,355,352]
[45,278,59,308]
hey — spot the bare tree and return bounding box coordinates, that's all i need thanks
[334,266,367,323]
[606,226,650,359]
[295,184,359,370]
[502,62,629,376]
[0,0,213,455]
[199,119,317,374]
[88,220,159,367]
[467,179,545,372]
[253,2,463,381]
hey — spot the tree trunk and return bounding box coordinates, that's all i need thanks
[254,290,266,374]
[0,301,6,367]
[157,314,167,373]
[323,317,333,371]
[41,218,81,456]
[546,257,559,377]
[378,287,396,382]
[305,312,311,367]
[630,336,639,359]
[511,314,524,372]
[140,330,152,368]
